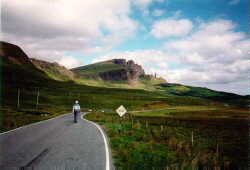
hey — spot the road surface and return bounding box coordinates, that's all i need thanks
[0,113,113,170]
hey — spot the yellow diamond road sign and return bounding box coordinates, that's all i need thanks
[116,105,127,117]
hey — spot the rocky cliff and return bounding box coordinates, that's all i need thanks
[99,59,145,83]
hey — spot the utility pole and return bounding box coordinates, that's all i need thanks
[17,88,20,109]
[191,131,194,147]
[36,88,40,110]
[161,125,164,132]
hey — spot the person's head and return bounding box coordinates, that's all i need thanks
[75,100,79,104]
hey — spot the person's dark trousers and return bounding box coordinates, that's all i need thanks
[74,110,79,123]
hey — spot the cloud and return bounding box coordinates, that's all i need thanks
[165,19,248,65]
[132,0,165,16]
[151,18,193,38]
[59,56,84,69]
[2,0,138,61]
[151,68,248,95]
[162,19,249,94]
[133,0,153,9]
[152,9,165,16]
[229,0,240,5]
[2,0,247,95]
[173,10,182,18]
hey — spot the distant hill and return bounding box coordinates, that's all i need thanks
[0,41,247,108]
[158,83,248,107]
[72,59,146,82]
[0,41,50,88]
[71,59,166,87]
[31,58,75,81]
[72,59,128,79]
[159,83,243,98]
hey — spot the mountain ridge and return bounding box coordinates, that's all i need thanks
[71,58,163,86]
[0,41,247,103]
[31,58,75,81]
[0,41,51,88]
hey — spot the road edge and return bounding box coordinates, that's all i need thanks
[0,113,70,135]
[81,113,112,170]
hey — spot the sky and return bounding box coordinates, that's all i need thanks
[1,0,249,95]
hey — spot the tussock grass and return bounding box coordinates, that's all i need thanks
[86,110,248,169]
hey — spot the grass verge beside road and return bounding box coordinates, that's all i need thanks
[85,107,248,169]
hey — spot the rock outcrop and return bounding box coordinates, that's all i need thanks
[113,59,127,65]
[99,59,145,83]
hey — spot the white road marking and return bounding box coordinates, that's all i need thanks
[0,113,70,136]
[81,113,110,170]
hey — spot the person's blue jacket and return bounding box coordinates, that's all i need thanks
[73,104,80,113]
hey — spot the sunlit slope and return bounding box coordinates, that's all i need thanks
[71,60,127,78]
[31,58,75,81]
[158,83,248,107]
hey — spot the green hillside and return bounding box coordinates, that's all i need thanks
[31,58,75,81]
[157,83,248,107]
[0,41,248,132]
[0,41,51,87]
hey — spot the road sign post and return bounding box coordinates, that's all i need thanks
[116,105,127,134]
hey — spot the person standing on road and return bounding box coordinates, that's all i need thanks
[73,100,81,123]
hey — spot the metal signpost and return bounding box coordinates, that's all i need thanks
[116,105,127,134]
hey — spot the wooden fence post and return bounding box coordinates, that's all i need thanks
[161,125,164,132]
[17,88,20,109]
[131,114,134,128]
[191,131,194,146]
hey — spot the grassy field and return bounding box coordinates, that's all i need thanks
[1,73,248,170]
[131,106,248,119]
[71,60,126,76]
[85,107,248,169]
[1,79,169,132]
[75,77,166,90]
[2,78,248,132]
[1,74,248,169]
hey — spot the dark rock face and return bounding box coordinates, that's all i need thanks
[0,41,49,88]
[0,41,34,67]
[113,59,126,65]
[99,69,129,81]
[99,59,145,82]
[127,60,145,80]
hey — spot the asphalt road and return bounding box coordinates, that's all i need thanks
[0,113,113,170]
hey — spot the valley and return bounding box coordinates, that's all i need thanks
[0,41,248,169]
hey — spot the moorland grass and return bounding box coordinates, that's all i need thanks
[85,109,248,169]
